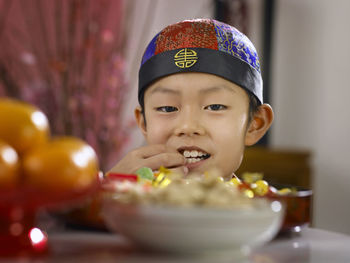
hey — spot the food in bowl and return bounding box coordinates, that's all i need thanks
[101,168,285,254]
[239,172,313,233]
[0,98,99,192]
[0,140,19,187]
[105,168,257,209]
[0,98,101,257]
[0,98,49,155]
[23,137,99,191]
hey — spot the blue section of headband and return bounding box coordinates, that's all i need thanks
[141,33,159,66]
[213,20,261,73]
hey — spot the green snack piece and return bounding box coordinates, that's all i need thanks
[136,167,154,181]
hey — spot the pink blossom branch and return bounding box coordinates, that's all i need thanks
[0,0,137,170]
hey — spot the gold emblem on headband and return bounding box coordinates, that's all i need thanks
[174,48,198,68]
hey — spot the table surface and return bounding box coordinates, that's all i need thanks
[3,227,350,263]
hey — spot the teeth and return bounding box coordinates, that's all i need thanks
[186,158,202,164]
[183,150,207,158]
[184,150,191,158]
[182,150,209,164]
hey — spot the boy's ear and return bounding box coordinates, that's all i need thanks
[134,106,147,136]
[245,104,274,146]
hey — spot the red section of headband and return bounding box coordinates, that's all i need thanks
[155,20,219,55]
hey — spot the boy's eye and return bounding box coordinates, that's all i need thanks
[204,104,227,111]
[155,106,178,112]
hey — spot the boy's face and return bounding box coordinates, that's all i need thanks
[138,72,252,178]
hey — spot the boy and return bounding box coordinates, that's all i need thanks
[109,18,273,179]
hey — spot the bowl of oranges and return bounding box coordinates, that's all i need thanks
[0,98,100,257]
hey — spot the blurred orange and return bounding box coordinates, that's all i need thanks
[0,140,19,187]
[0,99,50,155]
[23,137,99,190]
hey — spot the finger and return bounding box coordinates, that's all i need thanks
[141,152,185,171]
[133,144,168,159]
[137,144,180,159]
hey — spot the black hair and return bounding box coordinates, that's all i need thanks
[246,90,261,124]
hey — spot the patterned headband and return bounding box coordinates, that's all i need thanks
[138,18,263,106]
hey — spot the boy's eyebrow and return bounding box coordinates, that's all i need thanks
[200,85,237,95]
[149,85,236,96]
[149,86,180,95]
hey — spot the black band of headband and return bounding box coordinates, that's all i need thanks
[138,48,263,106]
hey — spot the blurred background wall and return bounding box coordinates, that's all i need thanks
[271,0,350,235]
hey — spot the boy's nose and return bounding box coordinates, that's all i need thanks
[174,110,205,137]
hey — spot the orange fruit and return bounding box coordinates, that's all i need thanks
[0,98,50,155]
[23,137,99,190]
[0,140,19,187]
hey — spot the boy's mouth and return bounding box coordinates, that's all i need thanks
[178,147,211,164]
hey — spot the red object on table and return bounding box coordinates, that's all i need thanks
[105,173,138,182]
[237,182,313,234]
[265,187,313,233]
[0,180,100,258]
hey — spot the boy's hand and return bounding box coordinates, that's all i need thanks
[107,144,186,175]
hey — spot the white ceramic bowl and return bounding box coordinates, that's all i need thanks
[102,199,284,254]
